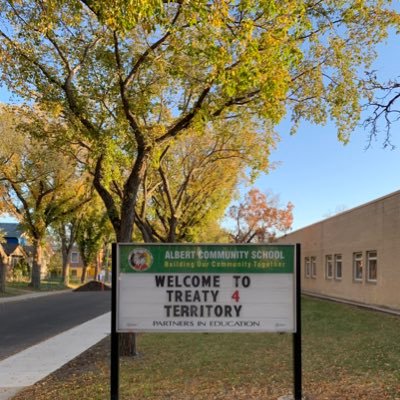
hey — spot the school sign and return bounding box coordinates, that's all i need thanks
[116,243,297,333]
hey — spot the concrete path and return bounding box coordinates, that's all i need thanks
[0,312,110,400]
[0,291,110,360]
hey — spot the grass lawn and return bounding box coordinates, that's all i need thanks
[0,279,70,297]
[12,297,400,400]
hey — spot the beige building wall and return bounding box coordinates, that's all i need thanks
[276,191,400,311]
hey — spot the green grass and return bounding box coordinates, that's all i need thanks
[116,297,400,399]
[0,278,70,297]
[12,297,400,399]
[119,331,293,399]
[303,297,400,375]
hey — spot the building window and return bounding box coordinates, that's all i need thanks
[334,254,342,280]
[71,252,79,264]
[325,255,333,279]
[310,256,317,278]
[305,257,310,278]
[367,251,377,282]
[353,252,363,282]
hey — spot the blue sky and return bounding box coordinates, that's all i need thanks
[251,30,400,231]
[258,118,400,231]
[1,25,400,232]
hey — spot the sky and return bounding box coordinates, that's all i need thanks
[251,29,400,231]
[1,24,400,232]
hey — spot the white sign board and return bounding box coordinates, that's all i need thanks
[116,244,296,333]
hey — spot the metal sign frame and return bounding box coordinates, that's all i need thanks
[111,243,302,400]
[116,243,296,333]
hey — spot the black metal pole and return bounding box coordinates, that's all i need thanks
[293,243,302,399]
[111,243,120,400]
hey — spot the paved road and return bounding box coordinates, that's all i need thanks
[0,291,110,360]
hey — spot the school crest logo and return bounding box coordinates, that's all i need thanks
[128,248,153,271]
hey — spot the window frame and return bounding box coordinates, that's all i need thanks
[310,256,317,278]
[353,252,363,282]
[71,251,79,264]
[305,257,311,278]
[325,255,333,280]
[334,254,342,280]
[366,251,377,283]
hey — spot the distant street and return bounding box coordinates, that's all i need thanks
[0,291,110,360]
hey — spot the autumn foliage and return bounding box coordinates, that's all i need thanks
[229,189,293,243]
[0,0,398,245]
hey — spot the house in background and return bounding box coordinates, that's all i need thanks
[0,222,51,279]
[1,242,27,269]
[69,244,84,280]
[0,223,28,246]
[0,223,29,271]
[69,244,96,281]
[69,244,110,282]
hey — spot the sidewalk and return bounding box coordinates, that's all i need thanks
[0,312,110,400]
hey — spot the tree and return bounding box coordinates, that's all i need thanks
[135,120,269,242]
[54,217,81,285]
[363,71,400,148]
[1,0,397,355]
[228,188,293,243]
[0,0,397,246]
[75,198,113,283]
[0,106,90,288]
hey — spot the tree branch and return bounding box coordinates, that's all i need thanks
[93,155,121,234]
[124,4,181,88]
[113,31,145,147]
[156,85,212,144]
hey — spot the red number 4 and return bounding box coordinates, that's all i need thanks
[231,290,240,302]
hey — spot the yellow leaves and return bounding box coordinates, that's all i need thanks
[93,0,166,31]
[206,0,230,28]
[1,0,400,236]
[43,102,64,118]
[0,105,92,243]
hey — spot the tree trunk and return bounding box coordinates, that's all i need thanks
[119,332,137,357]
[94,252,100,280]
[61,245,70,286]
[62,259,70,286]
[59,222,78,286]
[95,153,149,358]
[30,241,42,289]
[118,197,144,357]
[81,264,88,283]
[0,254,7,293]
[168,216,178,242]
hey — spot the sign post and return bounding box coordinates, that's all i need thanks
[294,243,302,400]
[111,243,119,400]
[111,243,301,398]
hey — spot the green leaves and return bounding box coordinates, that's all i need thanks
[0,105,91,240]
[89,0,167,32]
[75,196,112,268]
[0,0,398,241]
